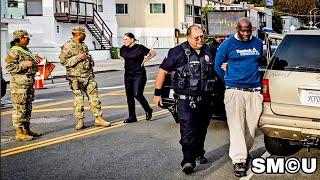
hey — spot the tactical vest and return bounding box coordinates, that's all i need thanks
[171,42,222,96]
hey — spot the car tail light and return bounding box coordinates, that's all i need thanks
[262,79,270,102]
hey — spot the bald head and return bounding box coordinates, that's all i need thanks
[236,17,253,42]
[187,25,202,36]
[186,25,205,50]
[237,17,252,29]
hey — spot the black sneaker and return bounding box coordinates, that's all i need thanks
[196,156,208,164]
[182,163,194,174]
[123,117,137,123]
[234,163,247,177]
[146,109,153,120]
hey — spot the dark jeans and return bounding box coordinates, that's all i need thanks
[124,72,151,117]
[177,99,212,167]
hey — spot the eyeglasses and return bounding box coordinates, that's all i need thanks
[190,35,204,41]
[238,29,252,34]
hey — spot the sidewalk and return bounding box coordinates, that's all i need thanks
[2,58,162,81]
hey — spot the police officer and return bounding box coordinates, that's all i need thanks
[153,25,219,174]
[119,33,156,123]
[59,26,111,130]
[5,30,42,141]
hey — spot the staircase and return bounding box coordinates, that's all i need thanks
[85,8,112,49]
[54,0,112,49]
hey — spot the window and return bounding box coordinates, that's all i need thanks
[150,3,165,14]
[268,35,320,71]
[194,6,201,24]
[116,4,128,14]
[26,0,43,16]
[194,6,201,16]
[93,0,103,12]
[8,1,18,8]
[185,4,192,16]
[194,17,202,24]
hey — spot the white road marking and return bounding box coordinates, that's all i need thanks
[1,99,54,109]
[45,82,68,87]
[66,80,155,91]
[240,151,271,180]
[6,82,69,91]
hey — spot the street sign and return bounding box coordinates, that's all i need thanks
[309,21,313,26]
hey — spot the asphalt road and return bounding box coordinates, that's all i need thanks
[1,67,319,179]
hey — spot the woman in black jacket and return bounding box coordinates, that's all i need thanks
[120,33,157,123]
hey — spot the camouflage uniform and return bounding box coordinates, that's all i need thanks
[60,26,109,129]
[5,30,41,140]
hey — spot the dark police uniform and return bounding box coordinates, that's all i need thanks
[160,42,219,167]
[120,44,152,119]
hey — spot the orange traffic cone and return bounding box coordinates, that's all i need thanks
[34,72,44,89]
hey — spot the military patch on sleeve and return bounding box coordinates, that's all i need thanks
[8,51,17,58]
[62,47,69,54]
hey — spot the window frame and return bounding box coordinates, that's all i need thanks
[116,3,128,15]
[7,0,18,8]
[185,4,192,16]
[25,0,43,16]
[150,3,165,14]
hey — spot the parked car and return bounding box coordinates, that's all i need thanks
[259,30,320,156]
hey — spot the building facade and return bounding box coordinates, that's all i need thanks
[1,0,117,62]
[115,0,273,48]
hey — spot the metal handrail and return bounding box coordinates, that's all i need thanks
[66,0,112,47]
[92,6,113,42]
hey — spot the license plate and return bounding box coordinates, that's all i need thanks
[169,89,175,99]
[299,90,320,107]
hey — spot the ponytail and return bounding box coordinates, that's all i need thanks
[10,38,20,48]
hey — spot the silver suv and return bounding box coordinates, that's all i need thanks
[259,30,320,155]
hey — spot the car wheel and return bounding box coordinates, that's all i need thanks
[264,135,302,156]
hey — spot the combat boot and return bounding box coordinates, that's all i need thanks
[75,118,85,130]
[24,124,42,137]
[94,116,111,127]
[15,127,33,141]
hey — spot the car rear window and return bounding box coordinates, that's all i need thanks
[267,34,320,72]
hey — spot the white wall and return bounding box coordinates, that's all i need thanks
[8,17,57,47]
[1,23,9,68]
[117,27,175,48]
[42,0,55,16]
[102,0,118,47]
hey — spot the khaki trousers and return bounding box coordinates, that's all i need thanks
[224,89,263,164]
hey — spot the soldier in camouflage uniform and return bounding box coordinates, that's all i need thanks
[5,30,42,141]
[59,26,111,130]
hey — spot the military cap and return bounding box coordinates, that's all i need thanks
[72,26,86,34]
[13,30,31,39]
